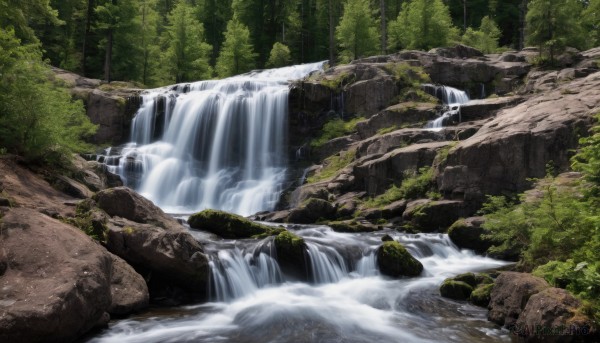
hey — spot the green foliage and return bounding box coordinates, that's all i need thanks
[335,0,379,63]
[307,149,356,183]
[377,126,400,135]
[388,0,459,51]
[572,114,600,200]
[384,62,431,87]
[0,28,96,164]
[461,16,501,53]
[160,2,213,83]
[526,0,587,64]
[365,167,435,207]
[266,42,292,68]
[311,117,365,148]
[216,19,257,77]
[582,0,600,48]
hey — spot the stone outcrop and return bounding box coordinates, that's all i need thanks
[402,199,471,232]
[377,241,423,277]
[287,198,337,224]
[447,217,493,254]
[188,209,283,238]
[0,208,148,343]
[355,102,438,138]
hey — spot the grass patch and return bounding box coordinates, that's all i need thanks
[307,149,356,183]
[435,141,459,165]
[364,167,436,207]
[377,125,399,135]
[311,117,365,149]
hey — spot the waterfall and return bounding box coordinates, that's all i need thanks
[109,62,325,216]
[422,84,469,131]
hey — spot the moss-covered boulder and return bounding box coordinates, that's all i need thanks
[188,209,279,239]
[327,220,380,233]
[470,283,493,307]
[439,280,474,300]
[274,231,308,280]
[377,241,423,277]
[447,217,493,254]
[452,272,478,287]
[287,198,336,224]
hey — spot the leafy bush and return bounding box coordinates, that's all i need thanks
[311,117,365,148]
[307,149,356,183]
[0,28,96,165]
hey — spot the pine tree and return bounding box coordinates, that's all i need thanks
[526,0,586,64]
[335,0,379,63]
[388,0,458,51]
[160,1,213,83]
[216,19,256,77]
[582,0,600,48]
[266,42,292,68]
[462,16,501,53]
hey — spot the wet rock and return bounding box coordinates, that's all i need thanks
[381,234,394,242]
[447,217,493,254]
[327,220,380,233]
[439,280,473,300]
[287,198,336,224]
[0,208,112,343]
[402,199,470,232]
[514,288,597,342]
[488,272,550,328]
[108,253,149,316]
[187,209,279,238]
[470,283,493,307]
[377,241,423,277]
[93,187,182,231]
[274,231,308,281]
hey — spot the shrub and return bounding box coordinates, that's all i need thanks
[364,167,435,207]
[311,117,365,148]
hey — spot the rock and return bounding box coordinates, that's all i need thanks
[327,220,380,233]
[447,217,493,254]
[0,208,112,343]
[93,187,182,231]
[437,72,600,201]
[108,254,149,316]
[439,280,473,300]
[402,199,470,232]
[355,102,438,139]
[377,241,423,277]
[316,135,357,160]
[381,234,394,242]
[84,89,141,145]
[459,96,524,122]
[514,288,596,342]
[0,198,10,207]
[451,272,479,287]
[429,44,484,59]
[187,209,280,239]
[380,200,408,218]
[355,127,458,159]
[287,198,336,224]
[104,217,209,300]
[488,272,550,328]
[470,283,493,307]
[274,231,308,281]
[249,210,291,223]
[52,175,94,199]
[354,141,449,195]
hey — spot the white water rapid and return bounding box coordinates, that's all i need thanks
[423,84,470,131]
[89,227,511,343]
[108,62,325,216]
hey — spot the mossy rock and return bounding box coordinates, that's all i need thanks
[377,241,423,277]
[452,272,478,287]
[328,220,379,233]
[188,209,277,239]
[439,280,474,300]
[470,283,493,307]
[274,231,308,280]
[475,273,494,285]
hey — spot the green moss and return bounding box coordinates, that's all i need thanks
[311,117,365,149]
[384,62,431,87]
[452,272,478,287]
[314,71,355,91]
[377,125,399,135]
[123,226,135,235]
[307,149,356,183]
[327,220,380,233]
[275,230,305,248]
[435,141,459,165]
[377,241,424,277]
[188,209,279,239]
[364,167,435,207]
[439,280,474,300]
[470,283,493,307]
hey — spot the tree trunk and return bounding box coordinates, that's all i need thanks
[329,0,334,66]
[82,0,94,76]
[380,0,386,54]
[103,29,113,82]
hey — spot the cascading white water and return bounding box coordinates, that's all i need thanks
[422,84,470,131]
[89,226,512,343]
[111,62,325,216]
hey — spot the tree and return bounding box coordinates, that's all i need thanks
[380,0,387,55]
[0,28,96,164]
[582,0,600,48]
[388,0,459,51]
[160,1,213,83]
[335,0,379,63]
[266,42,292,68]
[216,19,256,77]
[462,16,501,53]
[526,0,586,64]
[0,0,61,43]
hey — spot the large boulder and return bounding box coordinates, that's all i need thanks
[437,71,600,201]
[0,208,137,343]
[402,199,471,232]
[187,209,281,238]
[274,231,309,281]
[104,217,209,300]
[93,187,181,231]
[447,217,493,254]
[488,272,550,328]
[470,283,494,307]
[287,198,336,224]
[439,280,473,300]
[514,288,596,342]
[108,253,149,316]
[377,241,423,277]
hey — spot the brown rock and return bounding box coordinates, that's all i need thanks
[93,187,182,231]
[488,272,550,328]
[53,175,94,199]
[402,199,470,232]
[108,254,149,316]
[0,208,112,343]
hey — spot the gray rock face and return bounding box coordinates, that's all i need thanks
[437,71,600,201]
[355,102,438,139]
[488,272,550,328]
[459,96,524,122]
[402,199,471,232]
[108,253,149,316]
[0,208,113,343]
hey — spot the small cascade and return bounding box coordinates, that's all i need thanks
[306,242,349,283]
[422,84,469,131]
